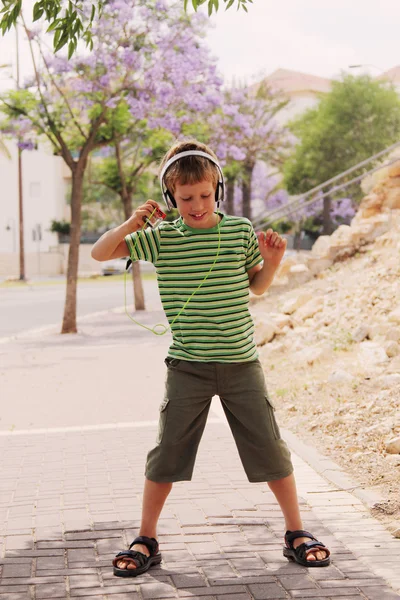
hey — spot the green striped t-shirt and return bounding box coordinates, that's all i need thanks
[124,213,263,363]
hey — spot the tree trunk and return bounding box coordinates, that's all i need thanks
[242,163,255,221]
[121,189,145,311]
[293,226,302,251]
[322,195,333,235]
[131,261,144,310]
[61,164,85,334]
[226,178,235,215]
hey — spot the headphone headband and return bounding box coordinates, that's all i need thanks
[159,150,225,210]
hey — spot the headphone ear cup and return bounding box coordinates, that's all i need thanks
[166,189,176,209]
[216,181,224,203]
[215,184,219,204]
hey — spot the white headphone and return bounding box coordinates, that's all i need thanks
[159,150,226,211]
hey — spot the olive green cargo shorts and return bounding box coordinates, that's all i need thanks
[145,357,293,483]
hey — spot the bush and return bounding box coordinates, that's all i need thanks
[50,219,71,235]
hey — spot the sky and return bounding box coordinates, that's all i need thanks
[0,0,400,91]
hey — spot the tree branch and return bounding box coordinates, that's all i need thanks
[21,14,75,170]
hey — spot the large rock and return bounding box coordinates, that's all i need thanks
[291,343,331,366]
[281,292,313,315]
[293,296,324,322]
[328,369,356,384]
[384,341,400,358]
[311,235,332,258]
[388,159,400,178]
[358,341,389,367]
[306,256,333,275]
[385,436,400,454]
[388,307,400,325]
[277,256,297,277]
[289,263,312,286]
[254,316,278,346]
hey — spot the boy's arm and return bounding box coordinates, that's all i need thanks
[248,262,279,295]
[91,200,161,261]
[248,229,287,295]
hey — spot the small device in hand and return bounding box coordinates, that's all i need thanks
[144,207,166,229]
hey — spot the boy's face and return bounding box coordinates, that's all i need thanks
[173,179,217,229]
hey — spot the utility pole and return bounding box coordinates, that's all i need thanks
[16,22,26,281]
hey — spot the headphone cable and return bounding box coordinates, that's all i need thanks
[124,209,222,336]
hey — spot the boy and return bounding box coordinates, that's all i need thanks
[91,139,330,576]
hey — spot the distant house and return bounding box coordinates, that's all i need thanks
[251,67,332,125]
[377,66,400,95]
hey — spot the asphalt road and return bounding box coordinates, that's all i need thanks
[0,277,161,339]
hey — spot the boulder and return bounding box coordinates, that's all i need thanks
[254,317,277,346]
[358,341,389,367]
[388,307,400,325]
[293,296,324,322]
[289,264,313,286]
[291,343,331,366]
[277,256,297,277]
[384,341,400,358]
[388,159,400,178]
[281,292,313,315]
[385,436,400,454]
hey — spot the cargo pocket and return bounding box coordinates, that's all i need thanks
[265,395,281,440]
[164,357,181,368]
[156,397,170,445]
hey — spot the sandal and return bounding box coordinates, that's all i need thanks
[113,535,162,577]
[283,530,330,567]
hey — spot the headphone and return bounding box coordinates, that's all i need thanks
[159,150,226,211]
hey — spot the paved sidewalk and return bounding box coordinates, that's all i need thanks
[1,309,400,600]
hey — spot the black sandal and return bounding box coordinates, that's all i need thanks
[283,530,330,567]
[113,536,162,577]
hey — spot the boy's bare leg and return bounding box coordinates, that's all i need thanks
[116,478,172,571]
[268,473,328,562]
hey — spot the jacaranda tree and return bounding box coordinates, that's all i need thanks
[0,0,222,333]
[208,81,291,221]
[1,0,254,57]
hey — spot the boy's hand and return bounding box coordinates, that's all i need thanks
[128,200,164,231]
[257,229,287,268]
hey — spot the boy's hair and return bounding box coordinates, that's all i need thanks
[159,139,220,194]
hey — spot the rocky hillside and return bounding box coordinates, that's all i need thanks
[250,160,400,537]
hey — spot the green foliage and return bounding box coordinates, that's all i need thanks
[283,74,400,196]
[50,219,71,234]
[2,0,252,58]
[1,0,101,57]
[185,0,253,16]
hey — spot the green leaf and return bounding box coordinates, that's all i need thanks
[46,19,60,33]
[33,3,44,21]
[54,31,69,52]
[68,39,75,59]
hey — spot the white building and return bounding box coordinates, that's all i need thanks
[260,67,332,125]
[0,140,69,277]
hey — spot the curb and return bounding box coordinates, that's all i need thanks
[281,426,383,507]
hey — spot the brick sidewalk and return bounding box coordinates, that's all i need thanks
[1,419,400,600]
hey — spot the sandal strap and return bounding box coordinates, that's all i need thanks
[294,540,330,561]
[129,535,159,556]
[112,549,148,568]
[284,530,316,547]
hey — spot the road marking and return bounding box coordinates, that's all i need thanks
[0,418,223,437]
